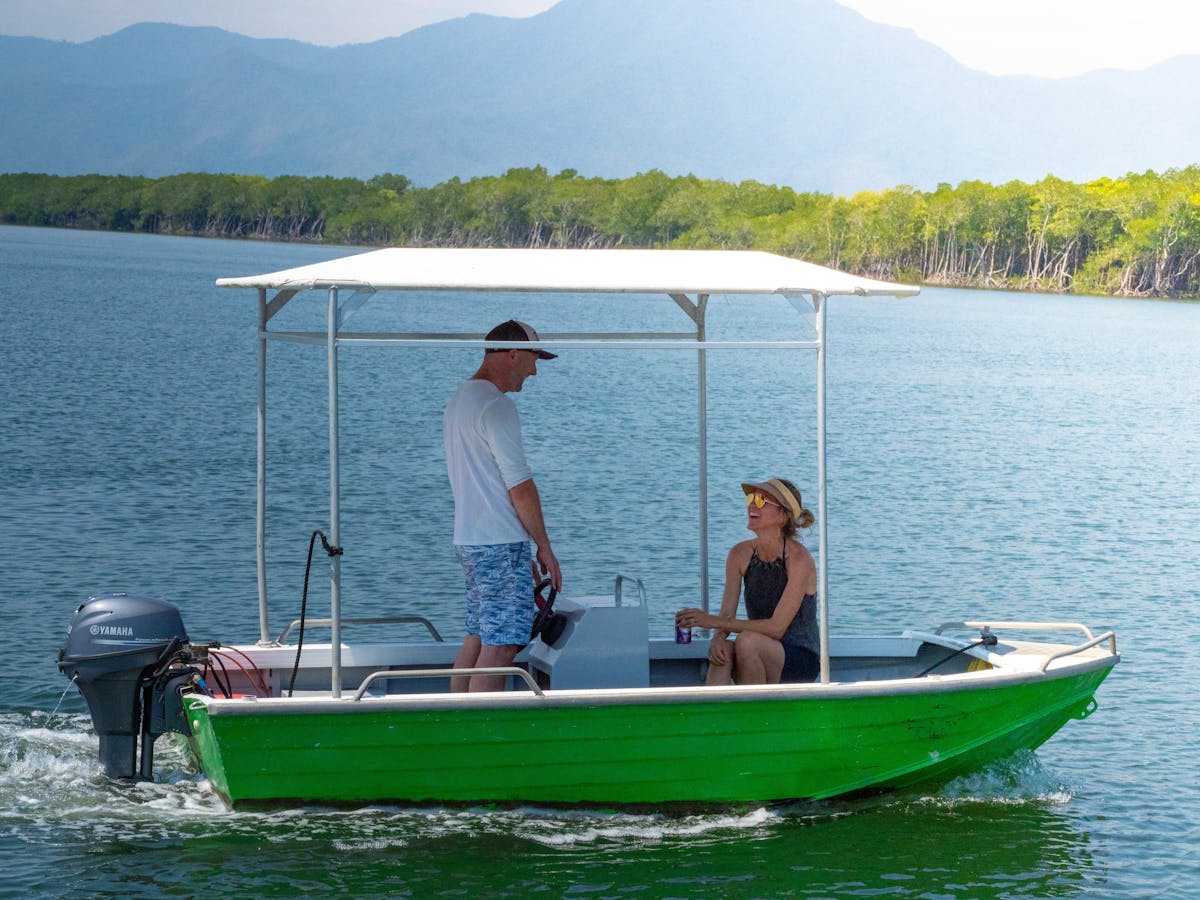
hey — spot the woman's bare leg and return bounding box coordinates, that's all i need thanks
[705,658,734,685]
[733,632,785,684]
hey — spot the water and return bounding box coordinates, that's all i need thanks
[1,224,1198,897]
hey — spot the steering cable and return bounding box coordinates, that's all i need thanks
[917,627,999,678]
[287,530,343,698]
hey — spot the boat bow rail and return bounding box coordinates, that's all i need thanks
[916,620,1119,673]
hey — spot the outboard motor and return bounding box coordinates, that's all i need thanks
[58,593,196,780]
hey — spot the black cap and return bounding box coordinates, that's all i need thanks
[484,319,557,359]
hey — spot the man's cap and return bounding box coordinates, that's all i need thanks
[741,478,804,523]
[485,319,557,359]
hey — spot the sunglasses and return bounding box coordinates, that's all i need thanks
[746,491,782,510]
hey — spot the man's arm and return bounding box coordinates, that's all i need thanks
[508,478,562,591]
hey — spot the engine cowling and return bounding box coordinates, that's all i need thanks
[58,593,190,779]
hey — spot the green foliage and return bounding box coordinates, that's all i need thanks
[3,165,1200,297]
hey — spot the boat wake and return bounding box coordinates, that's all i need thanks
[449,805,780,849]
[1,710,1072,853]
[924,749,1074,805]
[0,711,227,829]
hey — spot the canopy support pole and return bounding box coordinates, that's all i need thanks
[327,288,343,697]
[256,288,270,645]
[668,292,713,611]
[814,292,830,684]
[695,294,711,611]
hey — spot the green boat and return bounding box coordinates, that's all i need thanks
[59,249,1118,809]
[181,629,1114,808]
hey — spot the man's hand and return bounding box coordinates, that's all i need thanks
[509,478,562,591]
[536,543,562,592]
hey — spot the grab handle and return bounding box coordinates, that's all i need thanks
[613,574,647,607]
[351,667,544,700]
[276,615,443,645]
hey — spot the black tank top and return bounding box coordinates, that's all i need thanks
[743,545,819,655]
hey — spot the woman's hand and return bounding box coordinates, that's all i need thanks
[708,634,732,666]
[675,607,715,630]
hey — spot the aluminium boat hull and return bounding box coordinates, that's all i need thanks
[183,658,1113,809]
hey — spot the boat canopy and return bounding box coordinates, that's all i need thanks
[216,247,918,298]
[217,247,918,694]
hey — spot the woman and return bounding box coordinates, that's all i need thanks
[676,478,819,685]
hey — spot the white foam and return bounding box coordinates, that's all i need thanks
[924,750,1074,805]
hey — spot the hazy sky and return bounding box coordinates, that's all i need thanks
[1,0,1196,78]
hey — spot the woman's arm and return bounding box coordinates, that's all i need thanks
[704,546,746,668]
[711,546,745,639]
[675,544,745,648]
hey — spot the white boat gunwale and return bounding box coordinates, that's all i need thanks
[193,648,1117,718]
[195,618,1117,717]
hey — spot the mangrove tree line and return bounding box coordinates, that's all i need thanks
[2,166,1199,297]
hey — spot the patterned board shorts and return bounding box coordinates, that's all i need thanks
[455,541,534,646]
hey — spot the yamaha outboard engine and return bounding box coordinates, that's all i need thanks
[58,593,195,780]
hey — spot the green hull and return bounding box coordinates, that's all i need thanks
[185,663,1112,809]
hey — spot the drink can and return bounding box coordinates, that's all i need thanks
[675,624,692,644]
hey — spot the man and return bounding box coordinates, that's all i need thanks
[444,319,563,692]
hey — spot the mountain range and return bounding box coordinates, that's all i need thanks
[2,0,1198,194]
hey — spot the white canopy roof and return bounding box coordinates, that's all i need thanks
[216,247,918,298]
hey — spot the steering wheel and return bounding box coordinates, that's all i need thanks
[533,578,554,611]
[531,578,564,643]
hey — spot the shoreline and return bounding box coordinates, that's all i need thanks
[4,220,1196,304]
